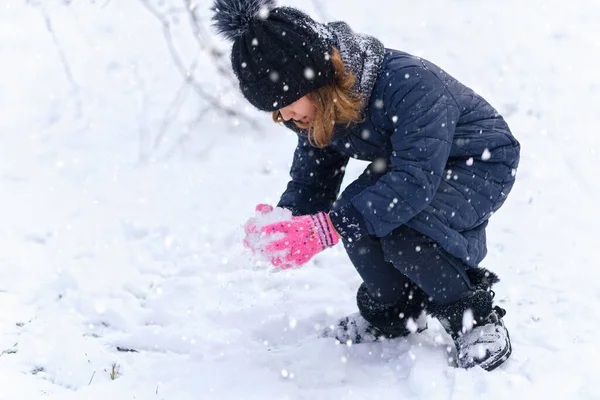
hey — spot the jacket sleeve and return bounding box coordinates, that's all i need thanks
[277,135,350,216]
[330,66,460,239]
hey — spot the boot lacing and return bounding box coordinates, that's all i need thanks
[485,290,506,323]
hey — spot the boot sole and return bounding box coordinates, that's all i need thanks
[479,328,512,371]
[455,323,512,371]
[323,323,429,344]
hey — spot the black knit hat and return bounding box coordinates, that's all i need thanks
[211,0,335,111]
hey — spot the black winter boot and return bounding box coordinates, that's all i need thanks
[322,283,428,344]
[429,268,512,371]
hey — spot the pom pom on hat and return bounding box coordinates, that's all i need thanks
[210,0,335,111]
[211,0,277,41]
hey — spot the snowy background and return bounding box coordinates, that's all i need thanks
[1,0,599,398]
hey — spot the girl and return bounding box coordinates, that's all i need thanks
[212,0,520,371]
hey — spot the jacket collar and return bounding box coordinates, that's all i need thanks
[283,21,385,142]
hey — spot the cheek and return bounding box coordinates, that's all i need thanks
[306,102,317,117]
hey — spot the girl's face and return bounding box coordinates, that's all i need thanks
[278,95,316,123]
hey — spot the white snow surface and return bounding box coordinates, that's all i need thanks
[1,0,599,399]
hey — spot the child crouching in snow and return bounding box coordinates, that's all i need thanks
[211,0,520,371]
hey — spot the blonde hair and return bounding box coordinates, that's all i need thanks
[272,47,364,148]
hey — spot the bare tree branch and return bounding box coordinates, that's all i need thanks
[152,78,191,150]
[30,0,260,162]
[28,1,84,119]
[182,0,238,91]
[138,0,258,129]
[161,104,216,160]
[129,61,152,164]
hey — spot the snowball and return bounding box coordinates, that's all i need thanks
[244,207,293,263]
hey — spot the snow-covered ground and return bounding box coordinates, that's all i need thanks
[1,0,599,398]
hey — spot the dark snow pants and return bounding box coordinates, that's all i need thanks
[336,164,475,306]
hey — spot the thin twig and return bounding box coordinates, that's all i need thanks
[88,370,96,385]
[32,2,84,119]
[138,0,257,129]
[152,65,194,150]
[182,0,238,90]
[130,61,151,164]
[161,105,216,160]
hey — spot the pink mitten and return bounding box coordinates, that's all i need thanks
[261,212,340,269]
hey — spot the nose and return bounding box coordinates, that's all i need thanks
[279,107,295,122]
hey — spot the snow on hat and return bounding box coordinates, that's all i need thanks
[211,0,335,111]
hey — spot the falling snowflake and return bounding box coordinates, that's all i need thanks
[258,6,270,20]
[462,309,474,332]
[372,158,387,173]
[304,67,315,79]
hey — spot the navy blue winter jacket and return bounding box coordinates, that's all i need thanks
[277,49,520,267]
